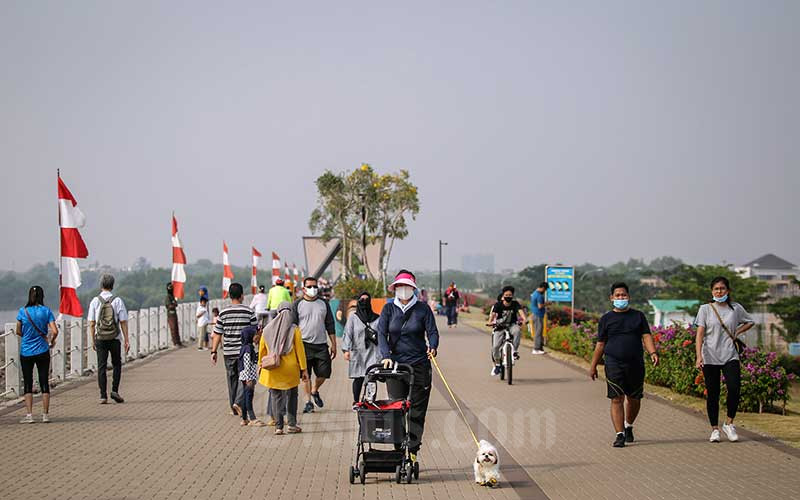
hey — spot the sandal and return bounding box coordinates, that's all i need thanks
[274,428,285,435]
[266,419,276,427]
[287,426,302,434]
[240,420,249,427]
[249,420,267,427]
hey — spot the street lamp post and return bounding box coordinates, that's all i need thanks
[439,240,448,303]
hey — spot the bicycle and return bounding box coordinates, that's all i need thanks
[488,321,517,385]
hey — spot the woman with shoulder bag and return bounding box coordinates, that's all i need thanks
[15,285,58,423]
[694,276,755,443]
[258,302,308,435]
[342,292,382,410]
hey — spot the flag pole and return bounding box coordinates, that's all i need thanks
[57,169,62,310]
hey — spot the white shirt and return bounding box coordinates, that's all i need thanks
[86,290,129,341]
[196,305,210,327]
[250,293,268,315]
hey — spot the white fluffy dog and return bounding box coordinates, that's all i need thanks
[473,440,500,487]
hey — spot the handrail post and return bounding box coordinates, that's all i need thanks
[4,323,21,399]
[70,318,84,376]
[139,308,149,356]
[86,321,97,372]
[158,306,167,349]
[53,319,66,382]
[129,310,139,360]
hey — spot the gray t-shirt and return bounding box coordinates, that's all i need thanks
[294,298,333,345]
[695,302,754,365]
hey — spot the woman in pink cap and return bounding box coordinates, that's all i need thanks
[377,269,440,466]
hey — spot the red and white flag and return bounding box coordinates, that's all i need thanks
[284,262,291,284]
[58,174,88,317]
[222,241,234,298]
[272,252,281,285]
[292,263,299,285]
[251,247,262,294]
[171,214,186,299]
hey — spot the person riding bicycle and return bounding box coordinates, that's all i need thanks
[487,286,526,376]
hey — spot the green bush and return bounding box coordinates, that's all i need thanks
[333,277,386,301]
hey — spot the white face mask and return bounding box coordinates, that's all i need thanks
[395,286,414,301]
[305,287,318,298]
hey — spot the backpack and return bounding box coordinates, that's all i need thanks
[95,295,119,341]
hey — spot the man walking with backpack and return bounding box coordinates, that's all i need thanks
[87,274,130,404]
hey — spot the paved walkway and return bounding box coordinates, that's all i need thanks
[1,319,798,499]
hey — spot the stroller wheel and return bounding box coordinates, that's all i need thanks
[413,461,419,480]
[405,462,413,484]
[349,466,356,484]
[395,465,402,484]
[359,462,366,484]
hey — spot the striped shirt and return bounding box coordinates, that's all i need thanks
[213,304,257,357]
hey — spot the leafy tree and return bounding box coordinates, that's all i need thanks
[663,264,768,315]
[309,164,419,285]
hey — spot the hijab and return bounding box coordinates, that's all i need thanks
[263,301,295,357]
[355,292,379,326]
[238,325,257,372]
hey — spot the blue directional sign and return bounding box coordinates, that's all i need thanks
[545,266,574,303]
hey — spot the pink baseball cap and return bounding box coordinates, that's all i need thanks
[388,271,417,291]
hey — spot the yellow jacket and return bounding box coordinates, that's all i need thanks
[258,327,306,390]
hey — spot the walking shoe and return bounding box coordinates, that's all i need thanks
[352,402,359,411]
[287,426,302,434]
[232,404,241,416]
[302,401,315,414]
[274,428,285,435]
[531,349,546,355]
[42,414,51,423]
[709,429,720,442]
[613,433,626,448]
[722,423,739,442]
[20,414,34,424]
[312,391,324,408]
[99,398,108,404]
[240,420,249,427]
[248,419,267,427]
[110,392,125,403]
[491,365,502,376]
[624,426,634,443]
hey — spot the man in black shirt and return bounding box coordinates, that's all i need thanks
[488,286,526,376]
[589,282,658,448]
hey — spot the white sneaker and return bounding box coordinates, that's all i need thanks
[531,349,546,355]
[42,414,51,423]
[709,429,720,442]
[722,423,739,442]
[20,414,34,424]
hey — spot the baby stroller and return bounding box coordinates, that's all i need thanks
[349,362,419,484]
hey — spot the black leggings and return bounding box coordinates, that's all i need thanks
[703,360,741,426]
[352,377,364,403]
[20,351,51,395]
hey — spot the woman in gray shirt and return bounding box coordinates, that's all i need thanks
[342,292,381,409]
[695,276,754,443]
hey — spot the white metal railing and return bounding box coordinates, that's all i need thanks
[1,296,238,400]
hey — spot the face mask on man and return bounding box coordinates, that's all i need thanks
[395,286,414,301]
[613,299,629,310]
[305,286,318,298]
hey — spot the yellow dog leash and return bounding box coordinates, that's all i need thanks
[431,356,480,448]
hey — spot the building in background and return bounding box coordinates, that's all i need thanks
[735,254,800,352]
[462,254,494,274]
[649,299,698,327]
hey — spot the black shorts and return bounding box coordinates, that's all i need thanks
[604,357,644,399]
[304,342,332,379]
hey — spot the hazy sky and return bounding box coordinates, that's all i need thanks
[1,1,798,274]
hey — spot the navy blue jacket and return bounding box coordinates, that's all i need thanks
[377,301,440,366]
